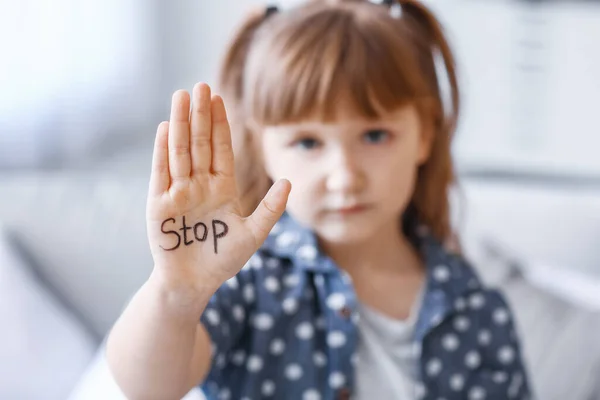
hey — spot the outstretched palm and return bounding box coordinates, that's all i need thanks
[146,83,290,290]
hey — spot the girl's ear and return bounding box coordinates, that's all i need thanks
[417,117,435,165]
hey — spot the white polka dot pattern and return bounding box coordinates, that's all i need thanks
[465,350,481,369]
[329,371,346,389]
[285,364,303,380]
[215,353,226,369]
[261,380,275,396]
[276,231,298,248]
[270,338,285,355]
[205,309,220,326]
[218,388,231,400]
[284,273,300,287]
[264,276,280,292]
[266,257,280,269]
[449,374,464,391]
[232,305,245,322]
[498,345,515,364]
[249,255,263,269]
[314,274,325,286]
[231,350,246,366]
[478,329,492,346]
[469,386,486,400]
[415,382,427,399]
[433,265,451,282]
[493,371,509,384]
[243,284,255,303]
[252,313,274,330]
[426,358,443,377]
[327,331,347,348]
[453,315,471,332]
[442,333,460,351]
[226,276,239,289]
[313,351,327,367]
[246,355,263,372]
[199,214,530,400]
[326,293,346,311]
[282,298,299,314]
[454,297,467,311]
[430,313,444,326]
[469,293,486,309]
[493,308,510,325]
[296,322,315,340]
[297,245,318,260]
[303,389,321,400]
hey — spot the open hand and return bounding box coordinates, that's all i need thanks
[146,83,290,292]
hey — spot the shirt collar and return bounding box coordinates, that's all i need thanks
[263,211,335,273]
[413,231,481,341]
[264,211,481,336]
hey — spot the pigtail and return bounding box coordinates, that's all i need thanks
[397,0,460,129]
[394,0,462,249]
[217,7,278,216]
[218,7,276,106]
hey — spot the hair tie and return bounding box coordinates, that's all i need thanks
[379,0,402,18]
[265,5,279,18]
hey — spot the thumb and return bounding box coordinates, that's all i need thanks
[246,179,291,246]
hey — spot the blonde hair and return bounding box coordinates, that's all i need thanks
[218,0,460,244]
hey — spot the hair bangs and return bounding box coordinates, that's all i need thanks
[244,3,428,127]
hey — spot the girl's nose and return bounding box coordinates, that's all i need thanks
[325,150,366,194]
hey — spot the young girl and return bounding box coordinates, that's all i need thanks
[107,1,532,399]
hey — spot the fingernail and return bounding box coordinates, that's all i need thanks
[272,179,289,196]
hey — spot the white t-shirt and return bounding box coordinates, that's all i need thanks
[355,290,424,400]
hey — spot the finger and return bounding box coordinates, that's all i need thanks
[149,121,170,195]
[168,90,192,180]
[246,179,291,245]
[190,82,212,176]
[210,95,235,177]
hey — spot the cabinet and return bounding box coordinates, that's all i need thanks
[429,1,600,178]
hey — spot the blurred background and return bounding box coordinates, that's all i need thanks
[1,0,600,399]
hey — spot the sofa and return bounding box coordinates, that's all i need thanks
[1,144,600,400]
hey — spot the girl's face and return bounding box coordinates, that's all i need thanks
[261,104,432,245]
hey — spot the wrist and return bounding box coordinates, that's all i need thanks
[147,268,219,319]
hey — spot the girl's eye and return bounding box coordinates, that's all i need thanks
[363,129,390,144]
[292,138,320,150]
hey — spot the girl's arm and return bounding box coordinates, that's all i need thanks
[105,82,290,400]
[106,272,214,400]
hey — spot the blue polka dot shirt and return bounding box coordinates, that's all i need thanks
[199,212,532,400]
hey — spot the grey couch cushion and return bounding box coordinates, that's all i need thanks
[0,170,153,337]
[0,225,97,399]
[466,238,600,400]
[2,149,600,399]
[504,278,600,400]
